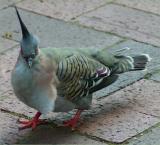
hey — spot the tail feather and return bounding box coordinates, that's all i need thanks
[132,54,151,70]
[112,54,151,74]
[112,55,134,73]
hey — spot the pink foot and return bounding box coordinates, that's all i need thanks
[63,109,83,130]
[18,112,47,130]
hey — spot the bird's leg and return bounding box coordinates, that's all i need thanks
[63,109,83,130]
[18,112,47,130]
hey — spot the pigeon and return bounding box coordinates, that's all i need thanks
[11,7,151,130]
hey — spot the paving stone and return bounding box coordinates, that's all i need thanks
[150,70,160,82]
[151,73,160,82]
[99,79,160,118]
[0,37,18,53]
[0,47,19,94]
[17,125,107,144]
[0,7,121,49]
[78,79,160,143]
[94,40,160,98]
[17,0,112,21]
[114,0,160,16]
[78,106,159,143]
[128,124,160,145]
[0,111,30,144]
[0,0,21,10]
[75,4,160,47]
[0,93,36,117]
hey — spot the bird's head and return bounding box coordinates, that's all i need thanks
[15,7,39,68]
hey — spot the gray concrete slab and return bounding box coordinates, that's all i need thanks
[0,7,121,49]
[75,4,160,47]
[17,0,112,21]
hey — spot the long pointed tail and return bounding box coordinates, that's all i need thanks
[112,54,151,74]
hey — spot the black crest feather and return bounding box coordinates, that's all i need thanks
[15,6,30,38]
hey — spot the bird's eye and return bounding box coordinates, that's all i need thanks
[23,54,35,61]
[23,56,29,62]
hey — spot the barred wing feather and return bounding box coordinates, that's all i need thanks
[56,54,115,101]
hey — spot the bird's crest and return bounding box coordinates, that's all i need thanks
[15,6,30,39]
[15,7,39,68]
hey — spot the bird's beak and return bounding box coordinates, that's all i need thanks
[27,57,33,68]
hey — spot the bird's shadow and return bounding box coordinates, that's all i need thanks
[16,92,136,144]
[16,124,92,144]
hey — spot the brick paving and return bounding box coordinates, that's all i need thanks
[75,3,160,47]
[0,0,160,144]
[17,0,112,21]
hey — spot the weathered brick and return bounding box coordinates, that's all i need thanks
[99,79,160,117]
[75,4,160,47]
[0,47,18,94]
[78,80,160,143]
[0,7,121,49]
[79,108,159,143]
[0,38,18,53]
[0,0,21,10]
[114,0,160,15]
[17,0,112,21]
[0,111,30,144]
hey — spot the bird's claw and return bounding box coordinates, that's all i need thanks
[18,118,48,130]
[63,118,79,130]
[63,109,83,130]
